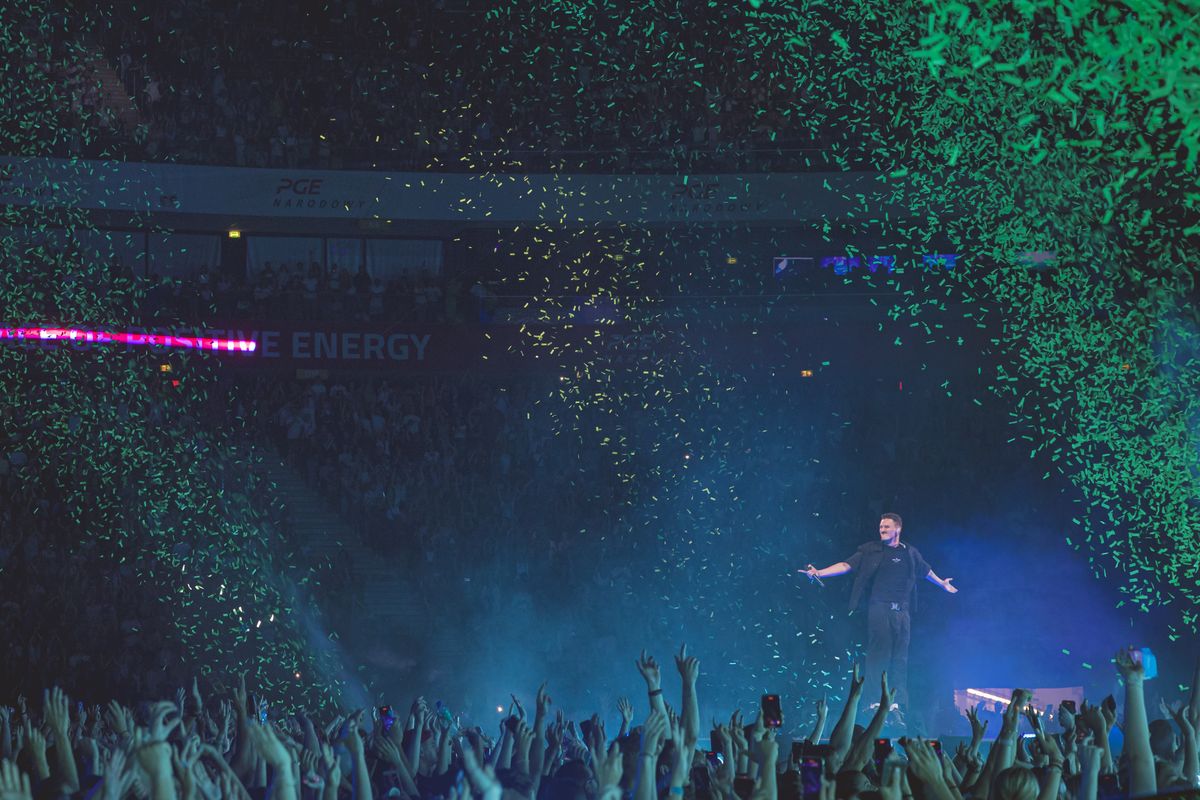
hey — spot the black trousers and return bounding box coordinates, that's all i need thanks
[864,601,911,710]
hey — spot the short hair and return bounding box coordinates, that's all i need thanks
[1149,718,1177,758]
[881,512,903,528]
[993,766,1038,800]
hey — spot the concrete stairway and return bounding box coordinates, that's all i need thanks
[259,455,424,626]
[85,52,142,133]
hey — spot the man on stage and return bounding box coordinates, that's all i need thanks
[802,513,958,726]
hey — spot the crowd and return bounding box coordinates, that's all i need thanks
[62,0,829,173]
[0,647,1196,800]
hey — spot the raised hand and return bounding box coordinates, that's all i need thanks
[1168,701,1196,739]
[535,683,552,719]
[675,644,700,685]
[337,711,366,757]
[232,672,249,718]
[965,704,989,743]
[593,740,625,791]
[1079,701,1107,736]
[879,756,903,800]
[191,677,204,714]
[20,723,49,782]
[640,710,669,757]
[903,739,946,788]
[148,701,183,743]
[1115,648,1145,681]
[106,701,133,738]
[375,735,407,769]
[244,723,292,770]
[318,743,342,795]
[878,671,896,710]
[43,687,71,737]
[461,740,502,800]
[618,697,634,734]
[1057,702,1075,733]
[636,650,662,690]
[0,759,32,800]
[510,694,527,722]
[942,578,958,594]
[729,710,748,758]
[850,663,865,694]
[100,748,134,800]
[130,726,172,780]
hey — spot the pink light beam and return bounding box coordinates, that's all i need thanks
[0,327,257,353]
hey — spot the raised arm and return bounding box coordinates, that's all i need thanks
[826,664,866,773]
[674,644,701,748]
[974,689,1028,800]
[636,650,668,717]
[529,684,551,788]
[843,673,895,773]
[924,569,959,594]
[802,562,852,579]
[1115,649,1156,797]
[804,696,828,745]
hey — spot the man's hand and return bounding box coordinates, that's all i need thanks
[636,650,662,691]
[802,564,820,578]
[941,578,958,594]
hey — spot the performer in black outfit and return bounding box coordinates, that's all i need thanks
[802,513,958,725]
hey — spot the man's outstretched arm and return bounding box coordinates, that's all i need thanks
[925,569,959,593]
[803,561,852,579]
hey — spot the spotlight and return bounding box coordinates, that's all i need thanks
[228,230,242,239]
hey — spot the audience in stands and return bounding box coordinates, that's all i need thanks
[0,648,1195,799]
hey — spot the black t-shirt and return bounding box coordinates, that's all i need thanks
[870,544,913,602]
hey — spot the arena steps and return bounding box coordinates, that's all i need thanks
[86,52,142,133]
[258,452,424,626]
